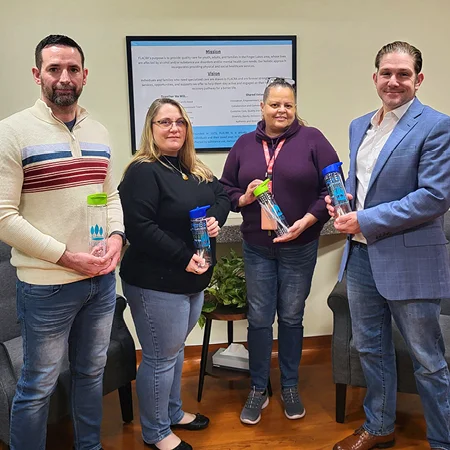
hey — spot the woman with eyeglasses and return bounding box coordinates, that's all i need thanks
[119,97,230,450]
[220,77,340,425]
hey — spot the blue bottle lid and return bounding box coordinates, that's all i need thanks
[189,205,211,219]
[322,162,343,177]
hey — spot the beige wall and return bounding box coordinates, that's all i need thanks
[1,0,450,347]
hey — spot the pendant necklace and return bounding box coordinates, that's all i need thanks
[162,156,188,180]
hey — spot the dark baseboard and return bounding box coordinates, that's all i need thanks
[136,335,331,372]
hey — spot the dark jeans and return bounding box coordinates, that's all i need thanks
[347,243,450,449]
[243,239,319,390]
[10,273,116,450]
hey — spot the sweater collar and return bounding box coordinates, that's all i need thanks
[30,99,89,126]
[255,119,300,145]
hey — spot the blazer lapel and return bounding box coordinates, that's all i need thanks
[367,98,423,193]
[349,117,371,198]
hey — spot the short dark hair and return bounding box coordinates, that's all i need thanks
[375,41,422,75]
[35,35,85,69]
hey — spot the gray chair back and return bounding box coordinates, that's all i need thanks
[0,241,20,342]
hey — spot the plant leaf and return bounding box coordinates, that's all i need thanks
[197,314,206,329]
[202,301,217,313]
[204,250,247,311]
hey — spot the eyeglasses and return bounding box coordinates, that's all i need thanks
[266,77,296,87]
[152,119,187,129]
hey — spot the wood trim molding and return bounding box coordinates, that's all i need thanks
[136,335,331,372]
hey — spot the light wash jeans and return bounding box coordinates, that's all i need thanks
[347,243,450,449]
[10,272,116,450]
[243,239,319,390]
[122,281,203,445]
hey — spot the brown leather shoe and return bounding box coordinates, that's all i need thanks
[333,427,395,450]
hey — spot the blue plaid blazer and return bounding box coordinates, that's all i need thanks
[339,98,450,300]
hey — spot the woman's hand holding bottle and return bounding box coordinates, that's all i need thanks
[238,179,263,208]
[185,253,209,275]
[206,216,220,238]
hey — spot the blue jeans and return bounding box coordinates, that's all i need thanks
[243,240,319,390]
[347,244,450,449]
[122,281,203,445]
[10,273,116,450]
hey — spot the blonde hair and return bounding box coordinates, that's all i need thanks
[123,98,213,182]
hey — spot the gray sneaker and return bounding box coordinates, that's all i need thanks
[281,386,306,419]
[240,388,269,425]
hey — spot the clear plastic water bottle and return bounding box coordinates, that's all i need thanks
[322,162,352,217]
[189,205,212,268]
[87,193,108,257]
[253,179,290,237]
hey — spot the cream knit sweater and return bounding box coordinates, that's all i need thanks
[0,99,124,284]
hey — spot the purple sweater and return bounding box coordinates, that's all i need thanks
[220,120,340,247]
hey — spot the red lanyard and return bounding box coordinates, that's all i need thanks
[262,139,285,192]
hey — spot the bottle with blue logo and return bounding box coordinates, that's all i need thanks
[253,179,290,237]
[87,193,108,257]
[322,162,352,216]
[189,205,212,268]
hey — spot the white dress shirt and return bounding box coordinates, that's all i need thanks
[353,99,414,243]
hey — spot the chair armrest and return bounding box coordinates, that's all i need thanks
[327,276,353,384]
[441,298,450,316]
[111,295,131,340]
[327,277,349,315]
[109,295,137,382]
[0,341,19,444]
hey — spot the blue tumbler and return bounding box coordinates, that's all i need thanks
[189,205,212,267]
[322,162,352,217]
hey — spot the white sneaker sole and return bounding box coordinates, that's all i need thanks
[284,407,306,420]
[240,397,269,425]
[281,393,306,420]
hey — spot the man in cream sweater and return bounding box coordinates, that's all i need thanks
[0,35,125,450]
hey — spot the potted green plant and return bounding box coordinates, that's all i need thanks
[198,249,247,328]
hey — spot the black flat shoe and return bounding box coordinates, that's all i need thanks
[172,413,210,431]
[144,440,193,450]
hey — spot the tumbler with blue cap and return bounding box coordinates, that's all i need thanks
[189,205,212,268]
[322,162,352,217]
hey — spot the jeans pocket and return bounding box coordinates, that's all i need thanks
[23,283,64,298]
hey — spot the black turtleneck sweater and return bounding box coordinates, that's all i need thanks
[119,157,230,294]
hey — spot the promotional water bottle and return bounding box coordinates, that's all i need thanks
[87,193,108,257]
[322,162,352,216]
[253,179,290,237]
[189,205,212,267]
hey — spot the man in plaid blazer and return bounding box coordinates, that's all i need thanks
[330,41,450,450]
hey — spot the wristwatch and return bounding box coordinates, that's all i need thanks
[109,231,127,246]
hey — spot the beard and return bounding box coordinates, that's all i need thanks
[43,84,82,107]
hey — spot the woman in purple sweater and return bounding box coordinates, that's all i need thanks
[220,78,339,425]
